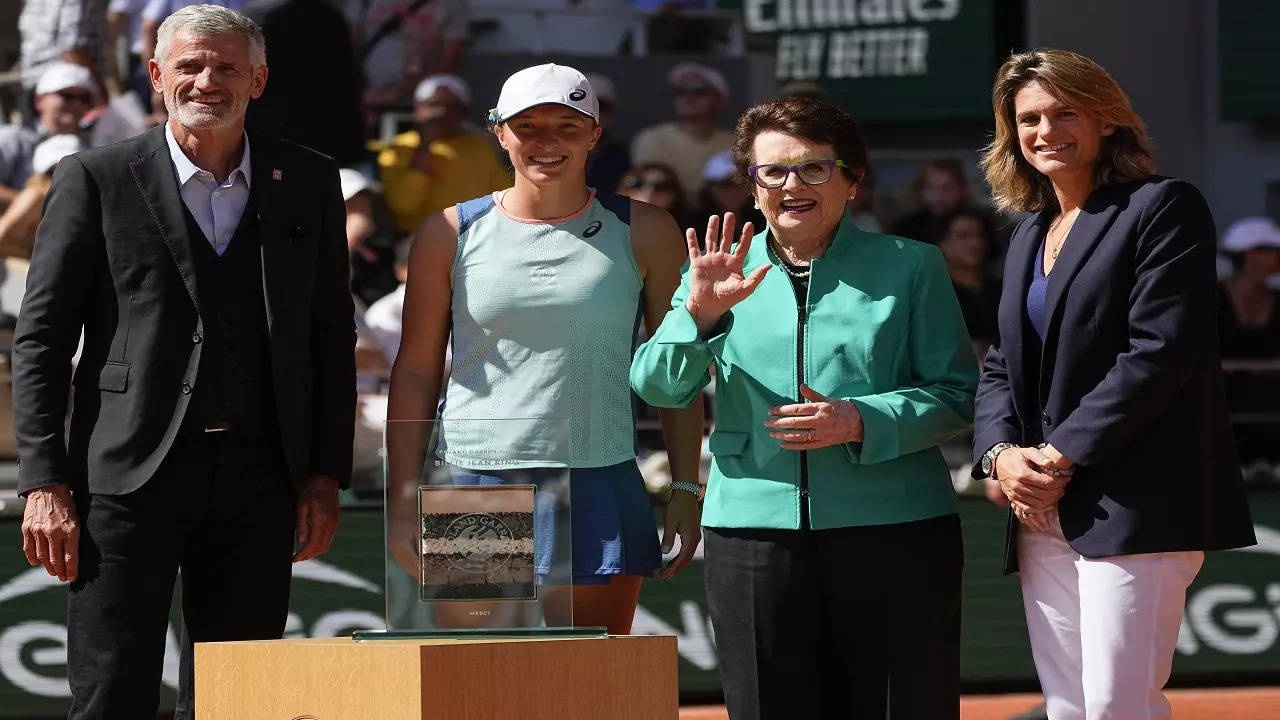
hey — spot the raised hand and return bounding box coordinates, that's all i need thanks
[684,212,770,334]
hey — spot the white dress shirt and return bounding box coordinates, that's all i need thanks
[164,123,251,256]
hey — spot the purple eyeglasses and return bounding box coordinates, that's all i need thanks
[746,159,850,189]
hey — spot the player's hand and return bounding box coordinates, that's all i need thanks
[658,490,702,579]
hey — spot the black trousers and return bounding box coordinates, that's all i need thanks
[703,514,963,720]
[66,428,296,720]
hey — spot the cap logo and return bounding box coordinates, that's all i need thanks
[569,90,586,101]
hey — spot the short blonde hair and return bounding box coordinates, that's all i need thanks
[981,49,1155,213]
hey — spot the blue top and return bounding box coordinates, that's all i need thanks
[1026,236,1050,340]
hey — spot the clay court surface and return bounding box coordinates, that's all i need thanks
[680,687,1280,719]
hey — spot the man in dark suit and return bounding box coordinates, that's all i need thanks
[13,6,355,718]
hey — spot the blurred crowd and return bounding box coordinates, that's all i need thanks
[2,0,1279,491]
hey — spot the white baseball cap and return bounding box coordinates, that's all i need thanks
[413,74,471,106]
[703,150,736,183]
[35,62,95,96]
[668,62,729,99]
[32,134,84,176]
[338,168,380,202]
[1221,217,1280,253]
[488,63,598,125]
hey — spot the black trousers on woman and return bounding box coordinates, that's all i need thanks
[703,514,963,720]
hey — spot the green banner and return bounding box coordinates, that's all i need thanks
[0,493,1276,715]
[721,0,996,121]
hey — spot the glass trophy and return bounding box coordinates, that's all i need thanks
[354,418,606,639]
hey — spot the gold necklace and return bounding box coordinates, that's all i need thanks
[1047,210,1078,260]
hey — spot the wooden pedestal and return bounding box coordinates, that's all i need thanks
[195,635,679,720]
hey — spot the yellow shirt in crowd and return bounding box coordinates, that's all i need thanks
[376,130,511,233]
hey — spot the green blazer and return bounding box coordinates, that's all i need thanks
[631,213,979,530]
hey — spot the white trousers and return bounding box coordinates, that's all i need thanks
[1017,515,1203,720]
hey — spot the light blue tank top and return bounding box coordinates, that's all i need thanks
[441,190,642,468]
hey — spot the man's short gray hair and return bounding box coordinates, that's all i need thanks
[155,4,267,68]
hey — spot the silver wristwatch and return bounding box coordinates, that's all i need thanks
[981,442,1017,479]
[669,481,705,501]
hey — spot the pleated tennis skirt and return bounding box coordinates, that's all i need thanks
[449,459,662,585]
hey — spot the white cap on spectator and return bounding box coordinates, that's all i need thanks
[703,150,736,183]
[489,64,598,124]
[413,74,471,106]
[35,62,95,96]
[339,168,380,202]
[667,62,729,99]
[32,134,84,176]
[585,73,617,106]
[1221,216,1280,253]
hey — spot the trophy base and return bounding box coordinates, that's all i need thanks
[352,627,609,641]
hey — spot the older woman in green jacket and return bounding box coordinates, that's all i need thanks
[631,97,978,720]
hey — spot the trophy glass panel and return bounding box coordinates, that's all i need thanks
[358,418,603,639]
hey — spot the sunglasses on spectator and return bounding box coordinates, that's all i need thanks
[674,86,716,98]
[747,159,849,189]
[55,89,93,105]
[624,177,677,193]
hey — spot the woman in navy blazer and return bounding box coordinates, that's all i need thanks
[972,50,1255,719]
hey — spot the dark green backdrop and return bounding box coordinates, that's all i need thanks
[0,493,1275,716]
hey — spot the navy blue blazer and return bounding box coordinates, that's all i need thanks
[972,176,1255,572]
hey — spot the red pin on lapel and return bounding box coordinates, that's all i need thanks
[272,169,283,180]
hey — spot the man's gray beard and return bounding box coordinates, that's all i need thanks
[167,95,246,130]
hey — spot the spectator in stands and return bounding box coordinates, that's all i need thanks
[0,135,85,260]
[245,0,368,168]
[0,63,97,212]
[376,74,510,233]
[891,158,972,243]
[364,238,410,365]
[345,0,468,114]
[107,0,148,94]
[584,73,631,197]
[617,162,689,228]
[845,165,882,232]
[689,149,762,234]
[631,62,734,207]
[340,168,400,305]
[1218,217,1280,358]
[18,0,109,96]
[935,207,1001,361]
[140,0,249,63]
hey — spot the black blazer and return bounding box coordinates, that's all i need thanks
[972,176,1255,572]
[13,125,356,495]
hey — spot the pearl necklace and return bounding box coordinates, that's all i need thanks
[768,237,811,278]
